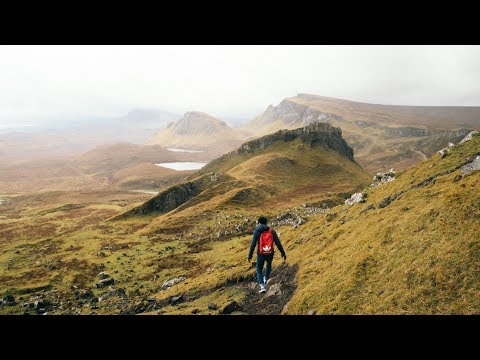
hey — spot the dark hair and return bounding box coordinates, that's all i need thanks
[258,216,268,225]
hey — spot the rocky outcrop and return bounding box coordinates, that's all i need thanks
[461,156,480,176]
[459,130,479,144]
[345,192,366,205]
[161,276,186,289]
[370,169,396,188]
[236,122,354,161]
[0,294,16,306]
[385,127,431,137]
[253,99,344,128]
[385,126,472,140]
[123,172,234,216]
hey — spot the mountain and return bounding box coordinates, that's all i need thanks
[244,94,480,173]
[124,122,371,218]
[146,111,244,156]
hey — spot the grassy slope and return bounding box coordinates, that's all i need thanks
[200,138,371,205]
[280,134,480,314]
[1,135,477,315]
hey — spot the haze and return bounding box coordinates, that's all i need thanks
[1,45,480,125]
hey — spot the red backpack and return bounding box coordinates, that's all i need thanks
[259,228,274,255]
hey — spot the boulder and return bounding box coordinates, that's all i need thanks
[345,192,365,205]
[265,284,282,297]
[459,131,479,145]
[461,156,480,176]
[219,301,242,314]
[207,303,218,310]
[161,276,186,289]
[169,295,183,306]
[1,294,16,306]
[98,271,109,279]
[96,278,114,288]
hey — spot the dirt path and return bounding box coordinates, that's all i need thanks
[238,263,298,315]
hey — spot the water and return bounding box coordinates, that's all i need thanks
[166,148,203,153]
[130,190,159,195]
[155,162,207,170]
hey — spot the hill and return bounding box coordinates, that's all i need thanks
[124,122,370,219]
[244,94,480,173]
[146,111,244,157]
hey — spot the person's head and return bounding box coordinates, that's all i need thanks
[257,216,268,225]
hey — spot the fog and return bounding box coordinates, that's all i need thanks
[1,45,480,125]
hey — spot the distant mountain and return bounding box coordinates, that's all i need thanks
[243,94,480,173]
[146,111,245,157]
[118,109,180,128]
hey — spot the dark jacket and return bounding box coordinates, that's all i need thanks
[248,224,286,259]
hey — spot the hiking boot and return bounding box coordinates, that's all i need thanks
[259,284,266,293]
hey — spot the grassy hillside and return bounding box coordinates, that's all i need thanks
[0,130,477,315]
[244,94,479,174]
[281,132,480,314]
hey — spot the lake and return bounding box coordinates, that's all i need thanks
[167,148,203,153]
[155,162,207,170]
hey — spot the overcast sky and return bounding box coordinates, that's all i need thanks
[1,45,479,124]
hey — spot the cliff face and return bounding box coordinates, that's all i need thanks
[123,172,234,216]
[252,99,344,129]
[385,127,471,138]
[236,122,354,162]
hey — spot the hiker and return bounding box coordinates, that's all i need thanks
[248,216,286,293]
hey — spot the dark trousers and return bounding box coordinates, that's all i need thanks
[256,254,273,285]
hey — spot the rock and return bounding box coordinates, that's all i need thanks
[438,148,449,158]
[74,289,94,300]
[453,174,462,182]
[207,303,218,310]
[1,294,16,306]
[191,309,200,314]
[345,192,365,205]
[265,284,282,297]
[161,276,186,289]
[248,282,257,290]
[307,310,316,315]
[98,271,109,279]
[370,169,396,188]
[459,131,479,144]
[219,301,242,314]
[34,300,48,309]
[461,156,480,176]
[169,295,183,306]
[95,278,114,288]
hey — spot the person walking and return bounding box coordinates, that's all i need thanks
[248,216,286,293]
